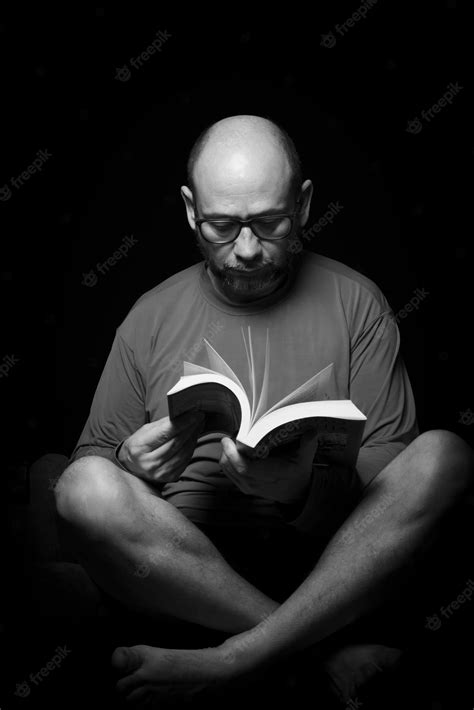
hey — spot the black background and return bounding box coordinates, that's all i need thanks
[1,5,472,467]
[1,3,473,708]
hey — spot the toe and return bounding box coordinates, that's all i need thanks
[123,685,153,706]
[111,646,142,674]
[116,669,145,696]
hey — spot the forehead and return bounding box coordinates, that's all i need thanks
[194,150,293,217]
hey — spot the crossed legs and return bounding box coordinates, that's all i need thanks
[54,430,474,703]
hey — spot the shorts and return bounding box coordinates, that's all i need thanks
[188,463,364,603]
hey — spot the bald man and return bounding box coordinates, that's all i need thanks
[55,115,473,705]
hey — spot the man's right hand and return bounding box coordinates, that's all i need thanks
[118,411,206,485]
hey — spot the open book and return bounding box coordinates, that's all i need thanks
[167,326,366,467]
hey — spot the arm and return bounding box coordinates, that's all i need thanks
[69,328,147,470]
[283,309,418,535]
[351,309,418,486]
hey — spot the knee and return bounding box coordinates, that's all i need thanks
[411,429,474,502]
[55,456,126,537]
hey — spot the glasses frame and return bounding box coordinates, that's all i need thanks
[195,199,302,244]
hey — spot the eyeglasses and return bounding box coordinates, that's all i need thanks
[195,200,302,244]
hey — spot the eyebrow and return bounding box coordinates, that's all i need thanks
[200,206,290,220]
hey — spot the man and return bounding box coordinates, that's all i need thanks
[55,115,473,705]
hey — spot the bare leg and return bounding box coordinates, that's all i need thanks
[109,430,474,703]
[55,456,278,633]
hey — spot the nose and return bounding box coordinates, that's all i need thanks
[232,226,262,260]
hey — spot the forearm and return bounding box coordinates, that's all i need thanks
[221,459,436,672]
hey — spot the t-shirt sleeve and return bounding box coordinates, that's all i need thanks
[285,299,418,536]
[69,328,147,468]
[350,308,419,488]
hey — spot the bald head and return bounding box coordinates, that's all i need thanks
[181,115,312,304]
[187,115,301,202]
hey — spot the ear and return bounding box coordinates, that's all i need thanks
[181,185,197,230]
[297,179,314,229]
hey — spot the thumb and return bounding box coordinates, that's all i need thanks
[146,411,204,445]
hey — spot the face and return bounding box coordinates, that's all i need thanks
[194,191,300,302]
[182,145,312,303]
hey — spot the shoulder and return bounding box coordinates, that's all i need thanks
[304,252,388,309]
[301,252,394,339]
[117,261,203,340]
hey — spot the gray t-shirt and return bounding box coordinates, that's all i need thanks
[71,251,418,529]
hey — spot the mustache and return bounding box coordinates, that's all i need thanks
[222,262,274,273]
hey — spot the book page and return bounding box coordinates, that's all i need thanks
[242,325,257,421]
[241,399,366,469]
[245,411,365,469]
[252,328,271,426]
[262,362,336,417]
[182,361,220,376]
[203,339,245,391]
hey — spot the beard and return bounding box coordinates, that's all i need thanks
[195,233,297,300]
[213,261,289,294]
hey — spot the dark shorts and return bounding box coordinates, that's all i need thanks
[186,463,364,603]
[194,522,323,603]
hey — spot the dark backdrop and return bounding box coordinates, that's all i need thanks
[1,7,472,477]
[1,5,473,710]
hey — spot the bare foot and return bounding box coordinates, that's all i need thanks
[322,643,403,703]
[111,644,234,704]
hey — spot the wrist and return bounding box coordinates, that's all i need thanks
[115,440,133,473]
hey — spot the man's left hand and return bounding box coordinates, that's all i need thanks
[219,431,319,504]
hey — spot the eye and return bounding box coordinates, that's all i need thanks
[254,216,291,237]
[212,222,235,233]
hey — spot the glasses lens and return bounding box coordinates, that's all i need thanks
[200,221,239,243]
[253,216,292,240]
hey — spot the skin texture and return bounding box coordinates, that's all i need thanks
[55,115,474,705]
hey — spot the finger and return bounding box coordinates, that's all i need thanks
[220,452,248,491]
[145,411,205,446]
[169,409,206,433]
[145,419,205,475]
[221,437,248,475]
[146,415,205,464]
